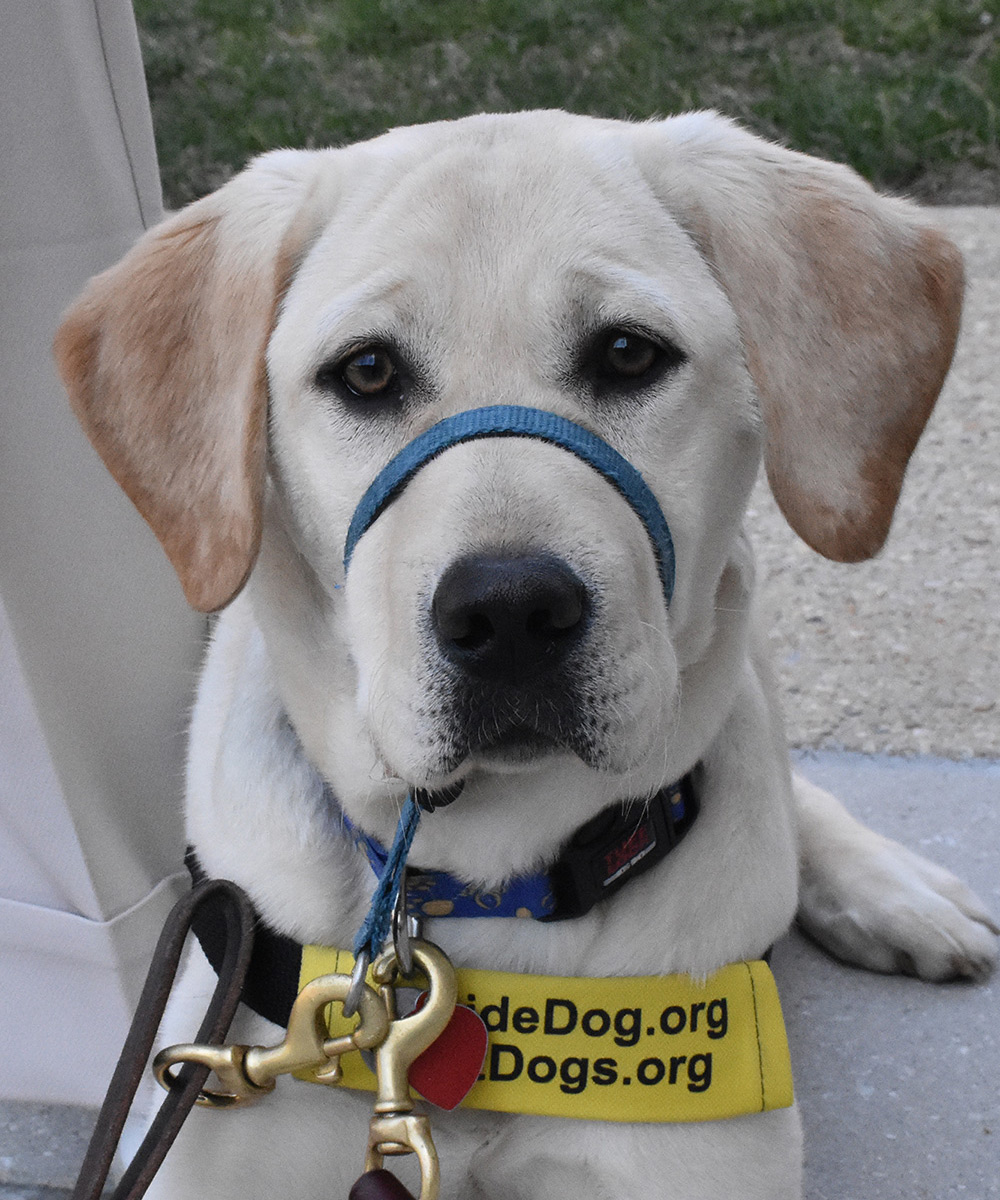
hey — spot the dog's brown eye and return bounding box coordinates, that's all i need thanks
[603,331,660,379]
[340,347,397,397]
[583,327,687,397]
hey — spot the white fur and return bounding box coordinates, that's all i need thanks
[56,110,997,1200]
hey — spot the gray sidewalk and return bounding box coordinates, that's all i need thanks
[779,752,999,1200]
[3,207,996,1199]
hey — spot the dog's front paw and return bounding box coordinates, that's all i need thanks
[794,774,999,982]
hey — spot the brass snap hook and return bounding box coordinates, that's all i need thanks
[153,970,390,1107]
[364,939,458,1200]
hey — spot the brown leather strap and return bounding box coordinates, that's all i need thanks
[72,878,257,1200]
[349,1169,418,1200]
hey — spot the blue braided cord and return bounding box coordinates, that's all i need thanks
[351,793,421,961]
[343,405,676,608]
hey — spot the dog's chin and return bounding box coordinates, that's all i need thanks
[370,728,570,794]
[466,725,569,773]
[448,707,623,774]
[371,705,655,805]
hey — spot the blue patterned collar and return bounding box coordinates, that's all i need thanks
[338,773,698,922]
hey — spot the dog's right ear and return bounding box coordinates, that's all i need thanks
[54,151,331,612]
[634,114,963,564]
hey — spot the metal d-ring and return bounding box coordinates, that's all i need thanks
[391,875,423,978]
[342,947,372,1019]
[347,871,421,1015]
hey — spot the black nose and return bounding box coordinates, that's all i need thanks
[432,553,589,681]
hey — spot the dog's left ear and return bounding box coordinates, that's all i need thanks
[54,150,331,612]
[637,113,963,562]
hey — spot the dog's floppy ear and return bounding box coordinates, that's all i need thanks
[639,114,963,561]
[54,150,329,611]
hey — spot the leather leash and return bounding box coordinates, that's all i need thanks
[71,879,420,1200]
[71,879,256,1200]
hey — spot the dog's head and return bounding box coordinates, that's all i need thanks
[55,112,961,872]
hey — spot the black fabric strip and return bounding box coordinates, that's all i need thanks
[185,850,301,1028]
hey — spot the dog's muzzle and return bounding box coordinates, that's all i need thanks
[343,405,676,603]
[343,406,678,802]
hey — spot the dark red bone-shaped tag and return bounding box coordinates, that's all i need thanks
[407,995,489,1110]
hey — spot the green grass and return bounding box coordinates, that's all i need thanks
[134,0,1000,207]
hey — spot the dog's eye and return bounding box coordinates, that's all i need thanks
[583,328,687,395]
[603,331,661,379]
[338,346,398,397]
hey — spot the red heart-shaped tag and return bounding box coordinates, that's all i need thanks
[408,998,489,1111]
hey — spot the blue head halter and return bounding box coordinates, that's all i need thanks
[343,404,676,608]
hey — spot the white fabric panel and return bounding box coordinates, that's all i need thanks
[0,596,103,916]
[0,875,188,1105]
[0,0,203,1104]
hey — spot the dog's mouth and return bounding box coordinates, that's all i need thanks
[415,720,609,803]
[411,722,574,812]
[469,721,565,765]
[437,683,601,773]
[403,715,591,814]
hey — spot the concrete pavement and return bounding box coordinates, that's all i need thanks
[780,752,999,1200]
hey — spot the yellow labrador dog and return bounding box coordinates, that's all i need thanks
[57,111,997,1199]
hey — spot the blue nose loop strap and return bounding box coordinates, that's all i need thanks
[343,404,676,608]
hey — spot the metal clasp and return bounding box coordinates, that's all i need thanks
[153,970,390,1107]
[365,939,457,1200]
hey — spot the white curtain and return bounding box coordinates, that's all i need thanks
[0,0,202,1105]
